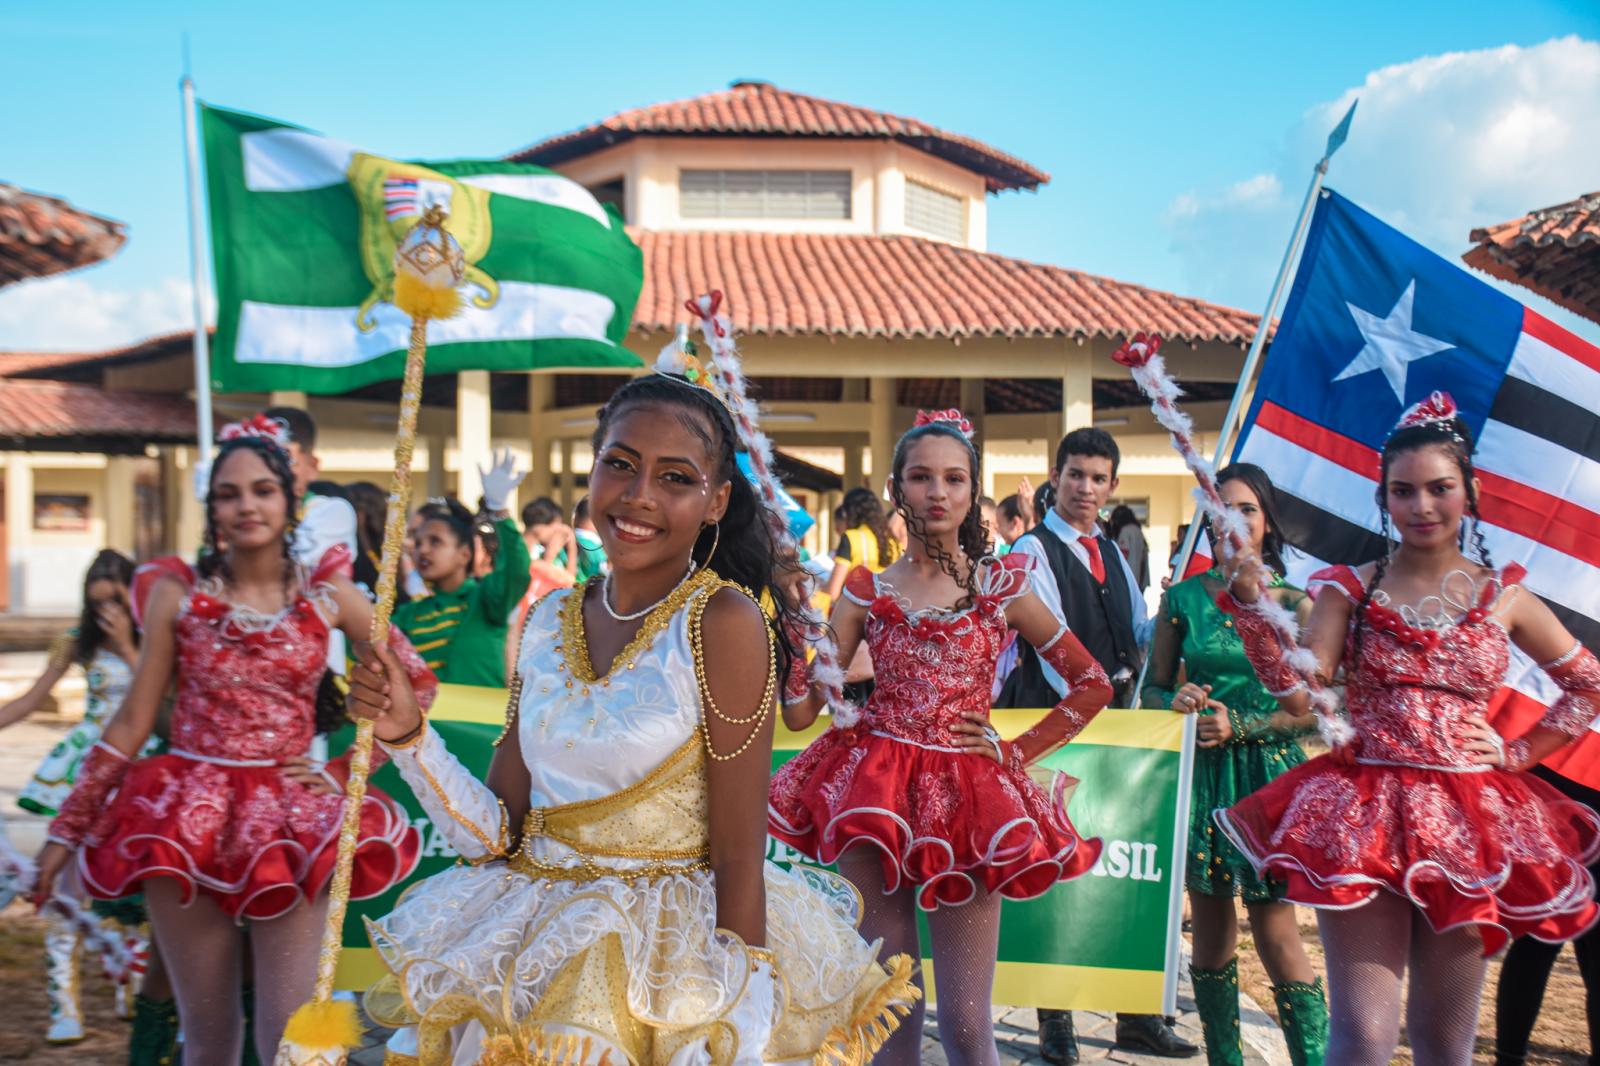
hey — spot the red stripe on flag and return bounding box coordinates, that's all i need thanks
[1476,470,1600,571]
[1524,306,1600,375]
[1255,402,1379,479]
[1486,685,1547,739]
[1257,401,1600,570]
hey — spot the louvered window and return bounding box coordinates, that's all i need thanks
[905,179,965,242]
[679,170,851,219]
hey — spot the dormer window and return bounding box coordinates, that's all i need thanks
[679,169,851,220]
[905,179,965,242]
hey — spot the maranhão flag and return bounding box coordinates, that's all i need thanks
[200,104,645,393]
[1232,188,1600,788]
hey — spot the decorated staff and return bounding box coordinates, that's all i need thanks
[681,292,854,724]
[276,205,465,1066]
[1111,332,1348,743]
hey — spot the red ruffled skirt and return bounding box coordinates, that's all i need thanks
[78,754,419,922]
[1216,755,1600,954]
[769,725,1101,910]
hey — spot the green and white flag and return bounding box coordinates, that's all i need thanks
[201,104,644,393]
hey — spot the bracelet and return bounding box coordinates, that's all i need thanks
[378,717,427,750]
[1505,738,1532,772]
[1226,707,1245,745]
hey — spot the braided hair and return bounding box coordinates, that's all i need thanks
[1352,414,1494,659]
[591,374,802,681]
[889,421,991,611]
[202,435,345,735]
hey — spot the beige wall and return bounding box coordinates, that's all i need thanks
[5,454,110,614]
[552,136,990,249]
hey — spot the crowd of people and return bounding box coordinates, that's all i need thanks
[3,354,1599,1066]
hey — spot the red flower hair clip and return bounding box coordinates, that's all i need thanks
[218,413,290,449]
[1110,332,1164,369]
[914,408,975,440]
[1394,391,1459,433]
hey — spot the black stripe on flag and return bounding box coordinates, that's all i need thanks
[1272,487,1600,651]
[1490,376,1600,464]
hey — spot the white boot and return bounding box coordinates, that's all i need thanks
[44,912,85,1044]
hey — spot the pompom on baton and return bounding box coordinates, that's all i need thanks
[275,205,465,1066]
[1112,333,1350,744]
[682,292,854,726]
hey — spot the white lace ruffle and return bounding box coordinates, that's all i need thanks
[367,860,879,1042]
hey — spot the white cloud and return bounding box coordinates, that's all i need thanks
[1165,36,1600,342]
[0,274,199,351]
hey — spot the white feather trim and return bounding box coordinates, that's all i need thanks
[1317,712,1357,747]
[1284,647,1322,679]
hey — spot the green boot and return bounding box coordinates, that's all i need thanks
[241,983,260,1066]
[1272,977,1328,1066]
[128,994,180,1066]
[1191,958,1244,1066]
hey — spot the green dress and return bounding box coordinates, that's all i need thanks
[1141,569,1312,902]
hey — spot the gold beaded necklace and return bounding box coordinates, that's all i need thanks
[559,567,718,683]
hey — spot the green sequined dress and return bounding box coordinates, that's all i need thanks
[1142,570,1312,902]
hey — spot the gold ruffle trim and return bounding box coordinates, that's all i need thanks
[812,952,921,1066]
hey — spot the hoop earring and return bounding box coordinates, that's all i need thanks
[699,521,721,569]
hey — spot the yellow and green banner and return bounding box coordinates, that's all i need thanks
[334,687,1195,1015]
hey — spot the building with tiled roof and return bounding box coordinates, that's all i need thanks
[3,83,1260,613]
[0,185,126,287]
[1464,191,1600,325]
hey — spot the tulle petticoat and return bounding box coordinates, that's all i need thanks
[1216,754,1600,955]
[769,725,1102,911]
[78,754,419,921]
[364,860,917,1066]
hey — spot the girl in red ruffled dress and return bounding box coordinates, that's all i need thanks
[770,410,1113,1066]
[31,418,435,1063]
[1213,393,1600,1065]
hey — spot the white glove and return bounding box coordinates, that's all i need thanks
[478,447,526,515]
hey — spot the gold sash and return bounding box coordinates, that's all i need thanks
[507,732,711,883]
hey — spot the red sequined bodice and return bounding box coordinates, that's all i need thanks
[848,557,1029,748]
[167,562,340,763]
[1319,565,1520,770]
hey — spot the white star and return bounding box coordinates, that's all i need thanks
[1332,280,1455,402]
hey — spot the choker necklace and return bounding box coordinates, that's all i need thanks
[601,558,697,622]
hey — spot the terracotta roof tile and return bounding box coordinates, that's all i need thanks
[0,185,126,286]
[0,329,207,381]
[630,230,1258,345]
[0,380,194,443]
[1464,191,1600,324]
[511,82,1048,193]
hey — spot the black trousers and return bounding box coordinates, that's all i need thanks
[1495,765,1600,1065]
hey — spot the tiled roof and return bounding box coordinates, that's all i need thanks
[511,81,1049,193]
[630,230,1259,345]
[0,380,195,447]
[0,185,126,286]
[1464,191,1600,324]
[0,329,206,382]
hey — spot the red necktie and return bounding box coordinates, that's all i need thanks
[1079,536,1106,584]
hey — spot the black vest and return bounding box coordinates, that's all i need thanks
[996,524,1140,708]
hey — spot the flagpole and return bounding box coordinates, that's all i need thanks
[1135,100,1356,696]
[180,73,214,500]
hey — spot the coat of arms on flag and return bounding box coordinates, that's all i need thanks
[1233,188,1600,786]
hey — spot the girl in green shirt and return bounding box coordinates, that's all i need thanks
[395,454,530,686]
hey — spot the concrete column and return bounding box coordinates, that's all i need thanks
[425,434,447,500]
[868,377,894,496]
[527,374,556,499]
[959,377,986,445]
[558,439,575,516]
[4,457,31,611]
[103,456,137,555]
[1062,341,1094,438]
[455,371,492,509]
[162,447,204,557]
[842,441,863,492]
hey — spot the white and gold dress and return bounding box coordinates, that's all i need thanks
[366,568,915,1065]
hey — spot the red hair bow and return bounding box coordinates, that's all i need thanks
[914,408,975,439]
[1395,390,1458,431]
[218,413,290,449]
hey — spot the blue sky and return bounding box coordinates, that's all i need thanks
[3,0,1598,349]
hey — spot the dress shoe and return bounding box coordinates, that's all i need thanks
[1038,1008,1080,1065]
[1116,1012,1201,1057]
